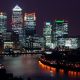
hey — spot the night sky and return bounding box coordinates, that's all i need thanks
[0,0,80,36]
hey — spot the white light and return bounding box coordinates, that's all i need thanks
[24,16,27,21]
[45,51,52,54]
[13,5,22,11]
[65,40,71,47]
[46,22,51,25]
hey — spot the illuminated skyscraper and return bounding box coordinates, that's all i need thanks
[53,20,68,47]
[24,13,36,48]
[54,20,68,38]
[24,13,36,36]
[12,5,23,46]
[57,37,78,49]
[0,12,7,33]
[12,5,23,32]
[43,22,53,48]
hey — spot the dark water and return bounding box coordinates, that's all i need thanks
[0,55,80,80]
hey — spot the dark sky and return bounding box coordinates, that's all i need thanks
[0,0,80,36]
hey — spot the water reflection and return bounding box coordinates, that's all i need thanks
[59,69,64,76]
[0,55,80,80]
[51,67,56,76]
[0,55,54,80]
[39,61,57,77]
[39,61,80,78]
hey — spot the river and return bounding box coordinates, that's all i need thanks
[0,55,80,80]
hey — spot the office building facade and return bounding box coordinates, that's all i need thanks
[24,13,36,47]
[0,12,7,33]
[57,37,78,49]
[24,13,36,35]
[43,22,53,48]
[53,20,68,48]
[12,5,24,47]
[54,20,68,38]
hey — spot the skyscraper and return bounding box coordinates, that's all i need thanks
[12,5,23,33]
[24,13,36,36]
[0,12,7,33]
[53,20,68,47]
[12,5,23,47]
[43,22,52,48]
[54,20,68,38]
[24,13,36,48]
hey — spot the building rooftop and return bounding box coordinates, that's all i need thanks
[13,5,22,11]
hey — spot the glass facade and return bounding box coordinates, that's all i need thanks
[53,20,68,48]
[43,22,52,48]
[24,13,36,47]
[24,13,36,30]
[12,5,23,47]
[0,12,7,33]
[58,38,78,49]
[54,20,68,38]
[12,5,23,32]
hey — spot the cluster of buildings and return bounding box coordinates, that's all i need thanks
[43,20,80,49]
[0,5,79,51]
[0,5,44,50]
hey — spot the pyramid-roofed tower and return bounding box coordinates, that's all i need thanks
[13,5,22,11]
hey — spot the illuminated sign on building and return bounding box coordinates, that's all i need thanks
[54,20,68,38]
[4,42,14,49]
[55,20,64,23]
[24,13,36,29]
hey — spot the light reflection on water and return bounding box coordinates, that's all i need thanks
[39,61,57,77]
[39,61,80,79]
[59,69,64,76]
[0,55,80,80]
[0,55,54,80]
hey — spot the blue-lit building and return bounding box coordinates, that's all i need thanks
[0,12,7,49]
[54,20,68,38]
[53,20,79,49]
[53,20,68,48]
[57,37,78,49]
[43,22,53,48]
[0,12,7,33]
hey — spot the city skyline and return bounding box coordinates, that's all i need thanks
[0,0,80,36]
[0,1,80,80]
